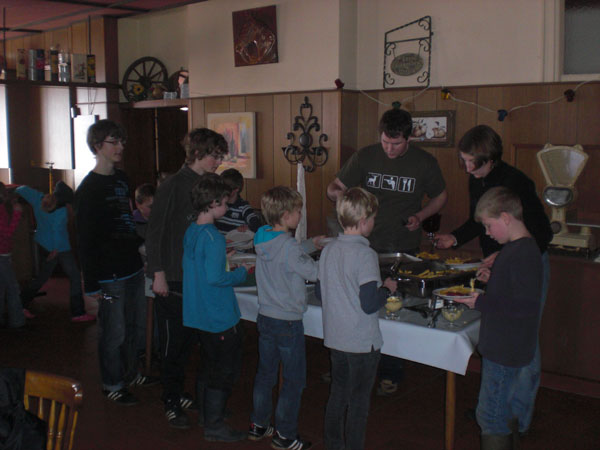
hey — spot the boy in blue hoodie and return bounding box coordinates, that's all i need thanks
[182,172,252,443]
[248,186,322,450]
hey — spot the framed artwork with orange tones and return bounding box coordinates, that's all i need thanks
[410,110,455,147]
[207,112,257,178]
[232,5,278,67]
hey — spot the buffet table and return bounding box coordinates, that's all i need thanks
[235,285,481,450]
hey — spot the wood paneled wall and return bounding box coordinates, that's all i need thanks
[3,17,119,190]
[188,91,341,237]
[342,82,600,249]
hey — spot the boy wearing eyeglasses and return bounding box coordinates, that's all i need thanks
[75,120,155,406]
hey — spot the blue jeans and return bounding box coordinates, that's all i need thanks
[251,314,306,439]
[0,255,25,328]
[512,251,550,432]
[477,358,523,435]
[97,271,145,391]
[325,348,381,450]
[21,246,85,317]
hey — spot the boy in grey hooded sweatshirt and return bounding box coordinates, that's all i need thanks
[247,186,322,450]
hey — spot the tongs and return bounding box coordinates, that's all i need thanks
[428,308,441,328]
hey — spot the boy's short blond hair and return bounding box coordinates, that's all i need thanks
[261,186,303,226]
[475,186,523,222]
[336,187,378,229]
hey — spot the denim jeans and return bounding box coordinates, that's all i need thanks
[21,246,85,317]
[325,348,381,450]
[97,271,145,391]
[251,314,306,439]
[476,357,523,435]
[512,251,550,432]
[0,255,25,328]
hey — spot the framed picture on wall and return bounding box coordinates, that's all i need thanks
[232,5,278,67]
[207,112,257,178]
[409,110,456,147]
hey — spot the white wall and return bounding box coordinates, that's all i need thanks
[186,0,340,96]
[117,0,567,97]
[356,0,546,90]
[118,7,189,98]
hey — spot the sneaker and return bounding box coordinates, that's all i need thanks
[248,422,274,441]
[271,431,312,450]
[23,309,36,319]
[165,404,191,429]
[103,388,139,406]
[129,374,160,387]
[71,313,96,323]
[179,392,198,410]
[376,379,398,396]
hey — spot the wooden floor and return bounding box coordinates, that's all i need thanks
[1,277,599,450]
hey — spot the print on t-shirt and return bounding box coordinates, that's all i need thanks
[381,175,398,191]
[365,173,416,193]
[366,172,381,188]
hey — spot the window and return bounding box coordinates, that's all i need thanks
[564,0,600,74]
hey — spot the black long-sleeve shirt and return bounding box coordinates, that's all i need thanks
[74,170,143,293]
[452,161,553,257]
[475,237,542,367]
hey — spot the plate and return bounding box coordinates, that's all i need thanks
[225,230,254,249]
[432,287,484,300]
[228,252,257,264]
[445,261,482,271]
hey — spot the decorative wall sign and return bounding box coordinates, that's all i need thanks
[410,110,455,147]
[232,5,278,67]
[384,16,432,89]
[207,112,257,178]
[282,96,328,172]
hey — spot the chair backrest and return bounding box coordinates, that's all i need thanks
[23,370,83,450]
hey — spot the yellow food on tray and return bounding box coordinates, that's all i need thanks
[445,256,469,264]
[416,251,440,260]
[438,285,473,296]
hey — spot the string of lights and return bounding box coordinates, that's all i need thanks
[359,79,595,122]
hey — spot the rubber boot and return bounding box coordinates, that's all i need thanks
[481,433,512,450]
[203,388,245,442]
[196,380,205,426]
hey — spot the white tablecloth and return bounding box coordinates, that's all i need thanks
[235,286,480,375]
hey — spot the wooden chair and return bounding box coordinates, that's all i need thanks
[23,370,83,450]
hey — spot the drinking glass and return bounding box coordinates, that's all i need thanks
[441,301,464,328]
[421,213,442,251]
[385,293,403,320]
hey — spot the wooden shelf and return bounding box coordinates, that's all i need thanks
[123,98,190,109]
[0,79,119,89]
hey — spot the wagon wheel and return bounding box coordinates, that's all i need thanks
[121,56,168,102]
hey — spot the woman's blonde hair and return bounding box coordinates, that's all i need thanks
[336,187,378,229]
[261,186,303,226]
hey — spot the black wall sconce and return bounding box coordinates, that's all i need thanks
[282,96,328,172]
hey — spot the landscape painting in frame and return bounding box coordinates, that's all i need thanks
[207,112,257,178]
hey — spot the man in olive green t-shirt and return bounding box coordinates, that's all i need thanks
[327,108,447,253]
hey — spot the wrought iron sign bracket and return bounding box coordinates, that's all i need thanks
[282,96,328,172]
[383,16,432,89]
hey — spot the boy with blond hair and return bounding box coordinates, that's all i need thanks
[316,187,397,450]
[248,186,321,450]
[455,186,543,449]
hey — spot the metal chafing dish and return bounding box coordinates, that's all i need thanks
[379,253,477,298]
